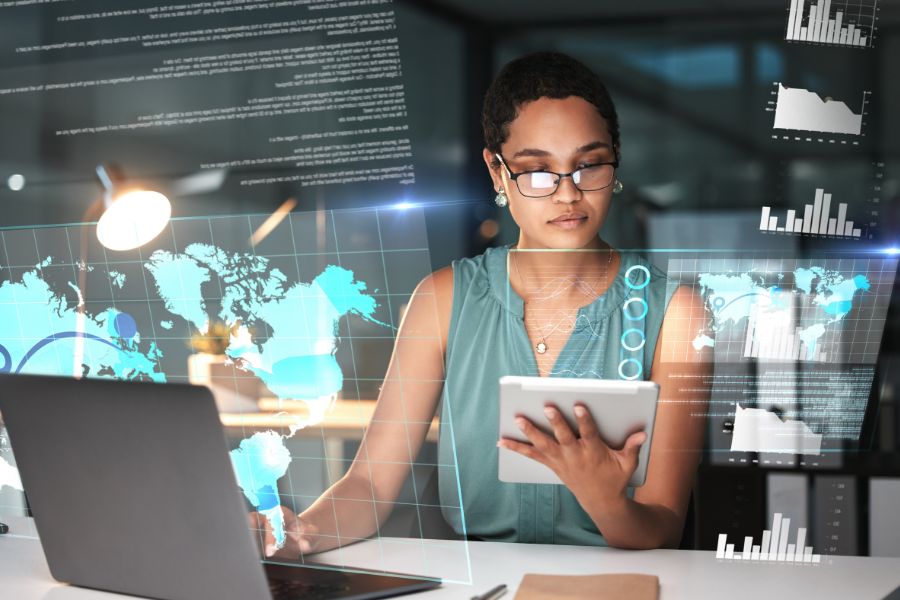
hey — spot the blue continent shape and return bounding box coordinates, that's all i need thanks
[230,431,292,548]
[144,251,212,331]
[0,262,164,380]
[142,244,390,547]
[697,272,768,330]
[226,264,385,399]
[695,267,871,358]
[794,267,870,322]
[158,244,388,402]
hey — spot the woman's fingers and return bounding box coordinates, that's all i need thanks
[289,516,319,554]
[543,405,577,446]
[248,507,312,558]
[299,522,319,554]
[251,511,276,549]
[282,507,322,555]
[615,431,647,472]
[248,511,278,556]
[515,416,554,452]
[248,511,264,532]
[573,404,603,444]
[282,506,299,529]
[282,507,306,554]
[498,437,549,466]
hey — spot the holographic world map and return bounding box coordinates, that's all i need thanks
[0,206,432,549]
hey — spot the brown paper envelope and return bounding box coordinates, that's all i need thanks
[513,573,659,600]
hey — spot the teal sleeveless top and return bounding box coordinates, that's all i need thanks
[437,245,673,545]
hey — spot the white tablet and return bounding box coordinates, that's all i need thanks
[498,376,659,487]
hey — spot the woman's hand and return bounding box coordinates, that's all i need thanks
[497,404,646,509]
[248,506,320,559]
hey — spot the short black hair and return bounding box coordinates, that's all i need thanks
[482,51,620,167]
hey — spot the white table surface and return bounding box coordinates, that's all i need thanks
[2,516,899,599]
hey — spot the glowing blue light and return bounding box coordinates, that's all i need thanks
[392,202,416,210]
[884,247,900,255]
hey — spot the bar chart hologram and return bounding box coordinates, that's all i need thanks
[760,188,865,239]
[741,302,831,363]
[716,513,821,563]
[786,0,879,48]
[771,83,868,136]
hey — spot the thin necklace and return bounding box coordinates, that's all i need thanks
[511,248,614,355]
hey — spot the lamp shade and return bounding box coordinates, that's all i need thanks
[96,190,172,251]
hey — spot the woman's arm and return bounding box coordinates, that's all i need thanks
[500,285,711,549]
[285,267,454,554]
[622,285,711,548]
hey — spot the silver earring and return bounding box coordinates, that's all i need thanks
[494,189,508,207]
[612,179,624,195]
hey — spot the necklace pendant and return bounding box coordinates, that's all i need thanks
[536,341,547,354]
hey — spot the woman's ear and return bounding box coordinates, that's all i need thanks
[482,148,503,192]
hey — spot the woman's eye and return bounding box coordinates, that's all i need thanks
[579,158,607,169]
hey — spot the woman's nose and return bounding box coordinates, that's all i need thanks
[550,175,581,204]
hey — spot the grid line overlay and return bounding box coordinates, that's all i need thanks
[0,207,471,583]
[661,256,897,365]
[660,254,896,449]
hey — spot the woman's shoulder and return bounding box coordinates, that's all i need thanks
[410,246,507,326]
[419,245,505,300]
[451,245,506,280]
[418,264,453,297]
[406,247,505,350]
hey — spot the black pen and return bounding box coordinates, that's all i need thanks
[471,583,507,600]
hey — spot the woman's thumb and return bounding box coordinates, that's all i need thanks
[622,431,647,463]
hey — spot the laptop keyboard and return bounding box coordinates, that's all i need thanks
[269,578,353,600]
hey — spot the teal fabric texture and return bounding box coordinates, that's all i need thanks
[437,245,674,545]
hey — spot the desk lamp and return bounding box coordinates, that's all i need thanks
[94,164,171,252]
[0,168,177,538]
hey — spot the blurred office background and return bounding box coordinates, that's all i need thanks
[0,0,898,556]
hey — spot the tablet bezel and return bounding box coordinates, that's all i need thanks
[498,376,659,487]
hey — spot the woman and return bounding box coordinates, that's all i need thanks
[254,51,710,555]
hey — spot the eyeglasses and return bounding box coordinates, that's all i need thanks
[495,153,619,198]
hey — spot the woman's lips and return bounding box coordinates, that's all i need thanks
[548,213,588,229]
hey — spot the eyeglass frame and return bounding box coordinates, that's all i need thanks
[495,152,620,198]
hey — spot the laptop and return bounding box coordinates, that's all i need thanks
[0,374,441,600]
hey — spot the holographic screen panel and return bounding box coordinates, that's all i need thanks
[0,205,471,584]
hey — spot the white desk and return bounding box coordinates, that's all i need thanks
[2,516,899,599]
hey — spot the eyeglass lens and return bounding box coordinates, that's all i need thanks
[518,164,614,197]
